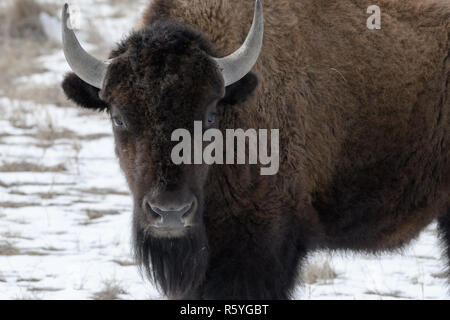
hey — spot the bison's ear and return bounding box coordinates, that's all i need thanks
[219,72,258,106]
[62,73,109,112]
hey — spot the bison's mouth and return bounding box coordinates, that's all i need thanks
[133,203,209,297]
[146,224,196,238]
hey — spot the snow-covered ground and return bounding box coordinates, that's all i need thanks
[0,0,448,300]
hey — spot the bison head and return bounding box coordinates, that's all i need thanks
[61,1,263,296]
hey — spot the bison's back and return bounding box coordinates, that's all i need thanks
[300,0,450,250]
[229,0,450,250]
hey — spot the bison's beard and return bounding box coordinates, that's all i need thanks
[133,220,209,299]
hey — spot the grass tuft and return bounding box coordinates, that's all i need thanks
[0,0,55,42]
[0,241,48,256]
[93,280,127,300]
[0,161,67,173]
[86,209,121,220]
[301,260,338,285]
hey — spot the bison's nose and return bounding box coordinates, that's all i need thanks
[142,196,196,229]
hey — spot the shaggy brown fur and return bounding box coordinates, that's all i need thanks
[62,0,450,299]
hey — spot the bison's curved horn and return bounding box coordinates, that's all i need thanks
[212,0,264,87]
[62,3,109,89]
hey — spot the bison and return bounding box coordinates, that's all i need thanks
[61,0,449,299]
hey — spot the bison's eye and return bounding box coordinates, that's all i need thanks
[112,116,125,128]
[206,112,217,126]
[205,101,218,128]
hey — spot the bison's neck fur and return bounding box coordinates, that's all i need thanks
[133,222,209,298]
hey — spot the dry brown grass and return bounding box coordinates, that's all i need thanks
[93,280,127,300]
[0,241,48,256]
[27,286,63,293]
[9,190,65,200]
[0,0,109,112]
[86,209,121,220]
[0,0,55,42]
[0,133,13,141]
[0,201,40,209]
[301,260,338,285]
[25,126,107,146]
[16,278,41,283]
[8,190,27,195]
[0,180,75,188]
[431,271,448,279]
[38,192,66,200]
[0,242,19,256]
[0,161,67,173]
[7,102,35,129]
[0,121,108,148]
[112,259,136,267]
[0,42,48,90]
[0,0,75,121]
[364,290,406,299]
[6,86,71,108]
[73,187,130,196]
[1,231,33,240]
[80,133,112,141]
[0,0,59,84]
[34,126,77,142]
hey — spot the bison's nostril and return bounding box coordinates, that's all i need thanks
[143,199,163,223]
[143,196,196,229]
[150,203,192,217]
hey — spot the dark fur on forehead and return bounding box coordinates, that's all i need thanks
[101,19,225,131]
[62,18,258,115]
[112,19,219,66]
[105,19,222,93]
[102,19,257,115]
